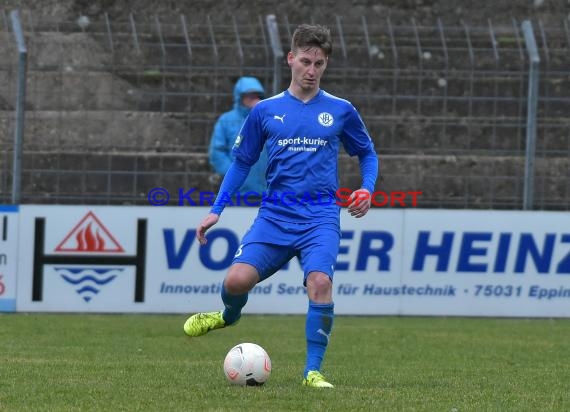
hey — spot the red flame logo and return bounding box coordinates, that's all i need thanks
[75,223,106,251]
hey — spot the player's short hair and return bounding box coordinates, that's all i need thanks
[290,24,332,57]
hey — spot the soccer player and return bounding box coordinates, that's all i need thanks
[184,24,378,388]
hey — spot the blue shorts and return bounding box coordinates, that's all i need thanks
[233,216,340,284]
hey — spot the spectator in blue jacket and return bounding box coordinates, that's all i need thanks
[208,77,267,195]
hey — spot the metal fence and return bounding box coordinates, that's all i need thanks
[1,11,570,209]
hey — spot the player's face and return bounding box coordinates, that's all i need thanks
[287,47,328,93]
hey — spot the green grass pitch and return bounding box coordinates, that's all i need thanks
[1,313,568,411]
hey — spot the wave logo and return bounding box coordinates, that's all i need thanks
[54,267,123,302]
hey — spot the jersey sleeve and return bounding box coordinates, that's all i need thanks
[340,105,375,157]
[210,158,252,215]
[231,105,265,166]
[358,150,379,193]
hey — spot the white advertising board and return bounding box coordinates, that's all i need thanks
[0,205,18,312]
[400,210,570,317]
[15,205,570,317]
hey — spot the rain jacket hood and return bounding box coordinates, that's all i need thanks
[233,76,265,115]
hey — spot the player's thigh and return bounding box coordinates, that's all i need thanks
[297,224,340,285]
[233,241,296,282]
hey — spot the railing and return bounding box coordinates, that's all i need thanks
[1,11,569,209]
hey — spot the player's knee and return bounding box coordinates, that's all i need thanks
[306,271,332,302]
[224,276,253,294]
[225,264,259,294]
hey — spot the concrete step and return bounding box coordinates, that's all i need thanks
[4,109,570,155]
[0,69,271,112]
[342,153,570,209]
[5,151,568,209]
[7,30,269,70]
[0,110,216,151]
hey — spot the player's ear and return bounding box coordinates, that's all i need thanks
[287,51,295,67]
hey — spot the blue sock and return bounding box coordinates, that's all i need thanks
[221,284,248,325]
[304,300,334,377]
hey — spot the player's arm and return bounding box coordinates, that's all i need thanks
[340,105,379,218]
[348,150,378,218]
[196,159,251,245]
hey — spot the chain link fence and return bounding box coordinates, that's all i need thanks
[1,11,569,208]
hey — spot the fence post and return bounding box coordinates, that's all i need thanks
[521,20,540,210]
[265,14,283,95]
[9,10,27,205]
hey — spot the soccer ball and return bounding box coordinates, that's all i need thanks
[223,342,271,386]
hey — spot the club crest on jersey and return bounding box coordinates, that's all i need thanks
[233,135,243,147]
[318,112,334,127]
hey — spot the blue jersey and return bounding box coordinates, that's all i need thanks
[232,89,376,224]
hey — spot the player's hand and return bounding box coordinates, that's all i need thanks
[347,188,371,218]
[196,213,220,245]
